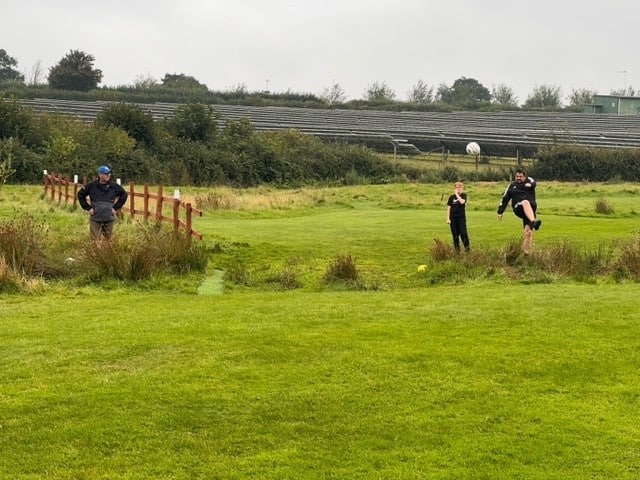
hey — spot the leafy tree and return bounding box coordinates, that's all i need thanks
[0,49,24,83]
[492,83,519,107]
[47,50,102,91]
[95,103,155,147]
[0,138,17,186]
[610,86,636,97]
[227,83,248,95]
[0,99,33,140]
[320,82,347,105]
[407,80,434,104]
[524,85,562,109]
[364,81,396,102]
[161,73,208,91]
[437,77,491,108]
[568,88,597,108]
[169,103,218,142]
[134,74,158,89]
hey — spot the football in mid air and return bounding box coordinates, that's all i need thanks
[466,142,481,155]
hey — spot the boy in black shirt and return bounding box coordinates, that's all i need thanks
[446,181,470,252]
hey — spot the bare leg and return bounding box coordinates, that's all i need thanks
[521,200,536,223]
[523,226,533,255]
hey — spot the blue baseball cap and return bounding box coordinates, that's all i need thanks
[97,165,112,175]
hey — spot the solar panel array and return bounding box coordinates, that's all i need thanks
[20,98,640,158]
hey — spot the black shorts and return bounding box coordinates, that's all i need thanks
[513,201,537,226]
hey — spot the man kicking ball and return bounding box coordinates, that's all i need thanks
[497,169,542,255]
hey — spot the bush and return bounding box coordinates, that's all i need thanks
[96,103,156,147]
[534,145,640,182]
[323,253,360,284]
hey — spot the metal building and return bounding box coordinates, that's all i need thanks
[585,95,640,115]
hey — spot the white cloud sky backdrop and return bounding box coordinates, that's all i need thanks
[4,0,639,104]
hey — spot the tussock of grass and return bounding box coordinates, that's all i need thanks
[78,225,208,282]
[323,253,361,286]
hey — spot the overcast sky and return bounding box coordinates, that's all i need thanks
[4,0,639,104]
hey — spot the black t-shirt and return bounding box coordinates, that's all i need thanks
[447,192,467,218]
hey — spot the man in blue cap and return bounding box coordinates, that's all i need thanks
[77,165,128,240]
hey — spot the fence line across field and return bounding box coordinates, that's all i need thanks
[43,171,203,240]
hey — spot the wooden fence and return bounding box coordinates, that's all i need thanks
[43,172,203,240]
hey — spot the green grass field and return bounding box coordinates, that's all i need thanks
[2,182,640,478]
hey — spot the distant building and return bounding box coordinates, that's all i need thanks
[585,95,640,115]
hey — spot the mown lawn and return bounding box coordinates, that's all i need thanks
[2,182,640,478]
[2,285,640,478]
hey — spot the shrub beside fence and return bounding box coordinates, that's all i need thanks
[43,172,203,240]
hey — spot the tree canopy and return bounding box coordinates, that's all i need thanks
[161,73,208,91]
[437,77,491,108]
[95,103,155,147]
[364,81,396,102]
[47,50,103,91]
[524,85,562,109]
[0,49,24,83]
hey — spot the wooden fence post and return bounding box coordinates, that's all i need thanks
[129,181,135,217]
[156,185,163,221]
[50,173,56,201]
[186,203,193,241]
[172,198,180,231]
[143,184,150,220]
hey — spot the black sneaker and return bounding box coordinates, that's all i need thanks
[533,219,542,231]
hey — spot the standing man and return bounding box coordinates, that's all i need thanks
[446,181,470,252]
[78,165,128,240]
[497,169,541,255]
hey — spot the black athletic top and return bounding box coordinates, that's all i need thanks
[497,177,536,214]
[447,192,467,218]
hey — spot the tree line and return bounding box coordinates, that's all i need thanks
[1,48,636,112]
[0,98,410,187]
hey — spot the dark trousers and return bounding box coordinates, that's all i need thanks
[449,217,470,252]
[90,220,114,240]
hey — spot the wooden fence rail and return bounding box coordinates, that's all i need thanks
[43,172,203,240]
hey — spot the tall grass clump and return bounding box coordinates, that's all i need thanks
[532,240,612,279]
[140,224,208,274]
[79,224,207,282]
[595,197,615,214]
[0,215,47,276]
[323,253,361,286]
[424,239,503,284]
[0,255,44,293]
[614,234,640,281]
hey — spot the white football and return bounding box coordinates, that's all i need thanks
[466,142,481,155]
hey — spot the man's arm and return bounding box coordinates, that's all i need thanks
[113,186,128,211]
[77,184,92,211]
[497,186,511,215]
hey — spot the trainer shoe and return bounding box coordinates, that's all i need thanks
[533,219,542,231]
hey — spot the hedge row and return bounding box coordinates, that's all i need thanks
[533,145,640,182]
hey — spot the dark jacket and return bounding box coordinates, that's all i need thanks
[497,177,537,215]
[78,180,128,222]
